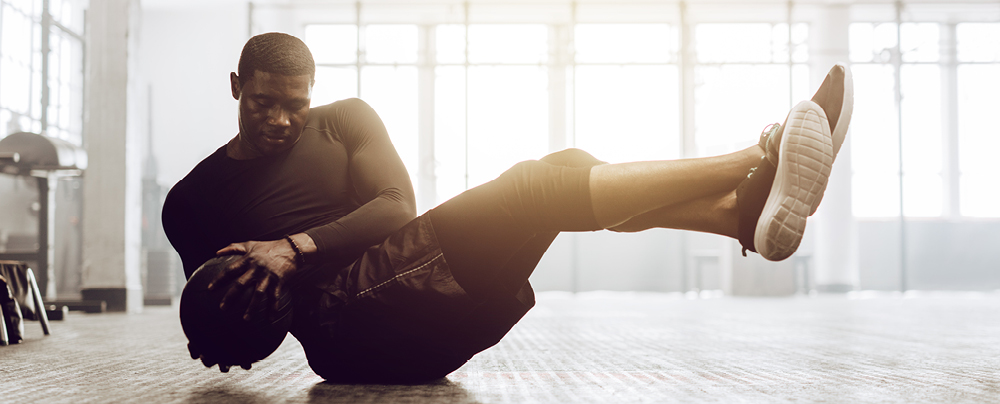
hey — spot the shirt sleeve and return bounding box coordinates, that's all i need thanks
[162,181,219,279]
[302,98,417,263]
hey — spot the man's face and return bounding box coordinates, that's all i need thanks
[230,70,313,157]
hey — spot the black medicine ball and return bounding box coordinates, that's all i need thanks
[180,255,294,366]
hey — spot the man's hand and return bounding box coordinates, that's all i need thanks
[209,238,302,321]
[188,342,252,373]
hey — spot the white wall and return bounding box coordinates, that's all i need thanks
[140,2,249,187]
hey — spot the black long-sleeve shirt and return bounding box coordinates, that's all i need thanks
[162,98,416,278]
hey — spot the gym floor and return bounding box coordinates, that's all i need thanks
[1,292,998,404]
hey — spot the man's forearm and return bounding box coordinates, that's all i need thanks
[302,192,416,263]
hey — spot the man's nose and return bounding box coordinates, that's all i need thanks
[267,107,291,127]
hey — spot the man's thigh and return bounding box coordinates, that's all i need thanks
[289,214,534,383]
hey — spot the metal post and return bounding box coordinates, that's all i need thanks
[26,268,50,335]
[35,175,56,299]
[894,1,907,292]
[41,0,51,132]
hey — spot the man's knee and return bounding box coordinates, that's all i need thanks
[539,148,606,168]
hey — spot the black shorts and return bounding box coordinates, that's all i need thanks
[289,214,535,384]
[290,149,604,383]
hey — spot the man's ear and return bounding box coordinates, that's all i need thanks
[230,72,241,100]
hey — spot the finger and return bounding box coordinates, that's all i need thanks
[188,343,200,360]
[200,355,217,368]
[216,243,248,256]
[245,275,272,321]
[208,256,250,291]
[219,364,231,373]
[219,268,258,311]
[272,280,286,312]
[241,363,252,370]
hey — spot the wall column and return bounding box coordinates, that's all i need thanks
[81,0,144,312]
[810,4,858,293]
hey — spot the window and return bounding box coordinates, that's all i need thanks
[305,24,420,195]
[0,0,84,145]
[956,23,1000,218]
[575,24,680,164]
[0,0,43,137]
[850,21,997,218]
[694,23,810,156]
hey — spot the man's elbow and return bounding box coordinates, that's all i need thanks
[380,188,417,220]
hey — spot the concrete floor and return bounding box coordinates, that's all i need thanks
[1,292,998,404]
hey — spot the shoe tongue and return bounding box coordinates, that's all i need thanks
[766,128,782,165]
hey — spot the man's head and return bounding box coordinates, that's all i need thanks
[230,32,316,158]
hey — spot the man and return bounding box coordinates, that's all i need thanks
[163,32,852,383]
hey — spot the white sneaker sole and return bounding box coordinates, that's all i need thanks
[809,64,854,216]
[831,64,854,158]
[754,100,834,261]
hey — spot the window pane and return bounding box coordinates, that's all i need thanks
[0,59,32,114]
[365,25,417,64]
[7,0,38,16]
[436,25,466,64]
[696,23,792,64]
[575,65,679,163]
[900,23,939,63]
[361,66,419,191]
[958,64,1000,217]
[305,25,357,64]
[2,5,33,66]
[900,64,942,176]
[902,174,942,217]
[50,0,85,34]
[790,23,809,63]
[850,65,898,174]
[957,23,1000,63]
[312,67,357,106]
[850,64,899,217]
[849,23,897,64]
[575,24,673,64]
[434,66,466,204]
[694,65,790,156]
[961,175,1000,217]
[467,66,547,187]
[852,173,900,217]
[957,64,1000,175]
[468,25,547,64]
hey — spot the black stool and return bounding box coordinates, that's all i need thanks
[0,261,51,345]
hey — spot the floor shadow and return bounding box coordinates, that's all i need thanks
[307,378,482,404]
[186,385,277,404]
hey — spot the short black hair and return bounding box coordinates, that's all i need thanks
[237,32,315,86]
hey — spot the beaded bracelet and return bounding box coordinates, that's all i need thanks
[283,235,307,266]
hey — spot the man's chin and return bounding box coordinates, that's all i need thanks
[254,138,295,155]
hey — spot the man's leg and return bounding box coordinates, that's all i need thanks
[432,148,606,299]
[430,145,768,299]
[589,146,763,228]
[609,190,739,238]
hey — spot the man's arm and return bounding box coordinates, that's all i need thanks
[209,98,416,317]
[162,182,219,279]
[301,98,417,263]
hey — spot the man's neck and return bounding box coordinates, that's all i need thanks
[226,135,262,160]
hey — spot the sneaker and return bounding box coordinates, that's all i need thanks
[753,100,835,261]
[808,64,854,215]
[758,122,782,164]
[736,151,777,258]
[736,122,785,257]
